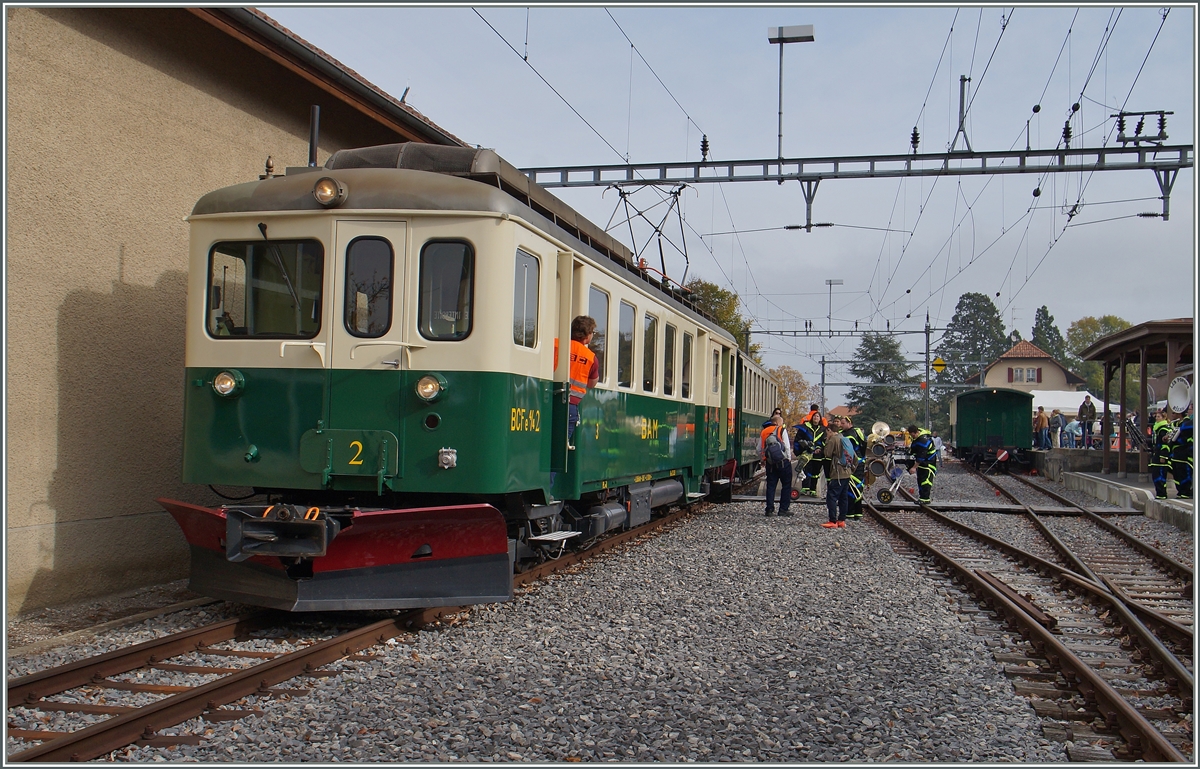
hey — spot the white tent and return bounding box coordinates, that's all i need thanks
[1029,390,1115,419]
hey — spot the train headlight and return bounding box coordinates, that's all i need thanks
[212,369,245,397]
[313,176,347,207]
[415,373,447,402]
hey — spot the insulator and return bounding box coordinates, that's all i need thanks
[700,135,710,161]
[910,127,920,152]
[1116,115,1126,133]
[1032,187,1041,197]
[1062,120,1072,146]
[1032,104,1041,114]
[1158,113,1167,133]
[1135,117,1145,135]
[1071,102,1080,113]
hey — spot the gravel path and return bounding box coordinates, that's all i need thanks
[78,503,1064,763]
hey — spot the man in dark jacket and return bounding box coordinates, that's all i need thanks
[1078,395,1098,449]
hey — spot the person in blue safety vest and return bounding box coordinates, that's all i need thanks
[794,411,827,497]
[842,416,867,519]
[1169,408,1193,500]
[1150,410,1174,500]
[906,425,938,504]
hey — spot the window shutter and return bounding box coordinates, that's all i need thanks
[1007,367,1013,383]
[1036,368,1043,383]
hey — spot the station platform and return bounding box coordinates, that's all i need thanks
[1029,447,1193,533]
[1061,471,1193,533]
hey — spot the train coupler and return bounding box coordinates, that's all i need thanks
[225,505,342,562]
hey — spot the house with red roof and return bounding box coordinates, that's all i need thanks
[963,340,1087,392]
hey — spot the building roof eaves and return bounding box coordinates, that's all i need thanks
[202,7,467,147]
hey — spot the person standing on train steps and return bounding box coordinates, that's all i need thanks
[568,316,600,449]
[907,425,937,504]
[760,414,794,517]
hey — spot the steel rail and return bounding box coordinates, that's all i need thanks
[964,466,1194,631]
[894,485,1194,692]
[963,466,1106,583]
[8,491,728,762]
[866,502,1188,762]
[7,616,269,705]
[1006,472,1195,588]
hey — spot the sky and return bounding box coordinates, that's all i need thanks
[265,4,1196,405]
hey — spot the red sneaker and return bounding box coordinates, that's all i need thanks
[821,522,839,528]
[837,521,846,528]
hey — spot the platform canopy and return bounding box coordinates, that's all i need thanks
[1029,390,1109,419]
[1078,318,1193,479]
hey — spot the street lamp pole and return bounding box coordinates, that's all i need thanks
[825,278,842,336]
[768,25,815,177]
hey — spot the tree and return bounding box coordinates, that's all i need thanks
[934,292,1010,383]
[769,365,818,428]
[1031,306,1067,362]
[846,333,918,431]
[684,278,761,361]
[1066,315,1132,396]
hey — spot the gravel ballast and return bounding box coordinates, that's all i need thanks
[65,501,1065,763]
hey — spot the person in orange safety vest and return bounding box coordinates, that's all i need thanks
[568,316,600,447]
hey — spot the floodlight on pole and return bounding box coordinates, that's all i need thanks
[825,278,842,336]
[768,24,815,180]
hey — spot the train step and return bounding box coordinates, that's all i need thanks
[527,531,580,543]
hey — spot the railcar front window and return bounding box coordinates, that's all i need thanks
[419,241,474,341]
[589,286,609,383]
[207,240,324,338]
[617,301,634,388]
[512,250,539,348]
[344,237,393,337]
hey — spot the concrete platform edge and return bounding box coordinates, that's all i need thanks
[1062,471,1193,533]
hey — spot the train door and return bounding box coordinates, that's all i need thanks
[304,220,407,489]
[705,339,728,460]
[549,252,578,476]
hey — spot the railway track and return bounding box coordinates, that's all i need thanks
[867,491,1192,762]
[6,496,718,762]
[964,467,1194,665]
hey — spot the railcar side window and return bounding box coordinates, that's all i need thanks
[418,241,474,341]
[664,324,677,396]
[512,250,539,348]
[344,237,393,338]
[642,314,658,392]
[589,286,609,383]
[207,240,324,339]
[681,332,693,399]
[712,349,720,393]
[617,301,634,388]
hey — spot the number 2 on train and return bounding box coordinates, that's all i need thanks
[348,440,364,466]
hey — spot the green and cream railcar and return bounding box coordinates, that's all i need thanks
[160,143,744,611]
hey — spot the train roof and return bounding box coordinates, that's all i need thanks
[955,387,1034,401]
[192,143,730,340]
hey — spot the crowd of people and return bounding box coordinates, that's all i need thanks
[758,404,939,526]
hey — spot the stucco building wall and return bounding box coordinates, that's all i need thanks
[5,7,436,615]
[981,358,1073,391]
